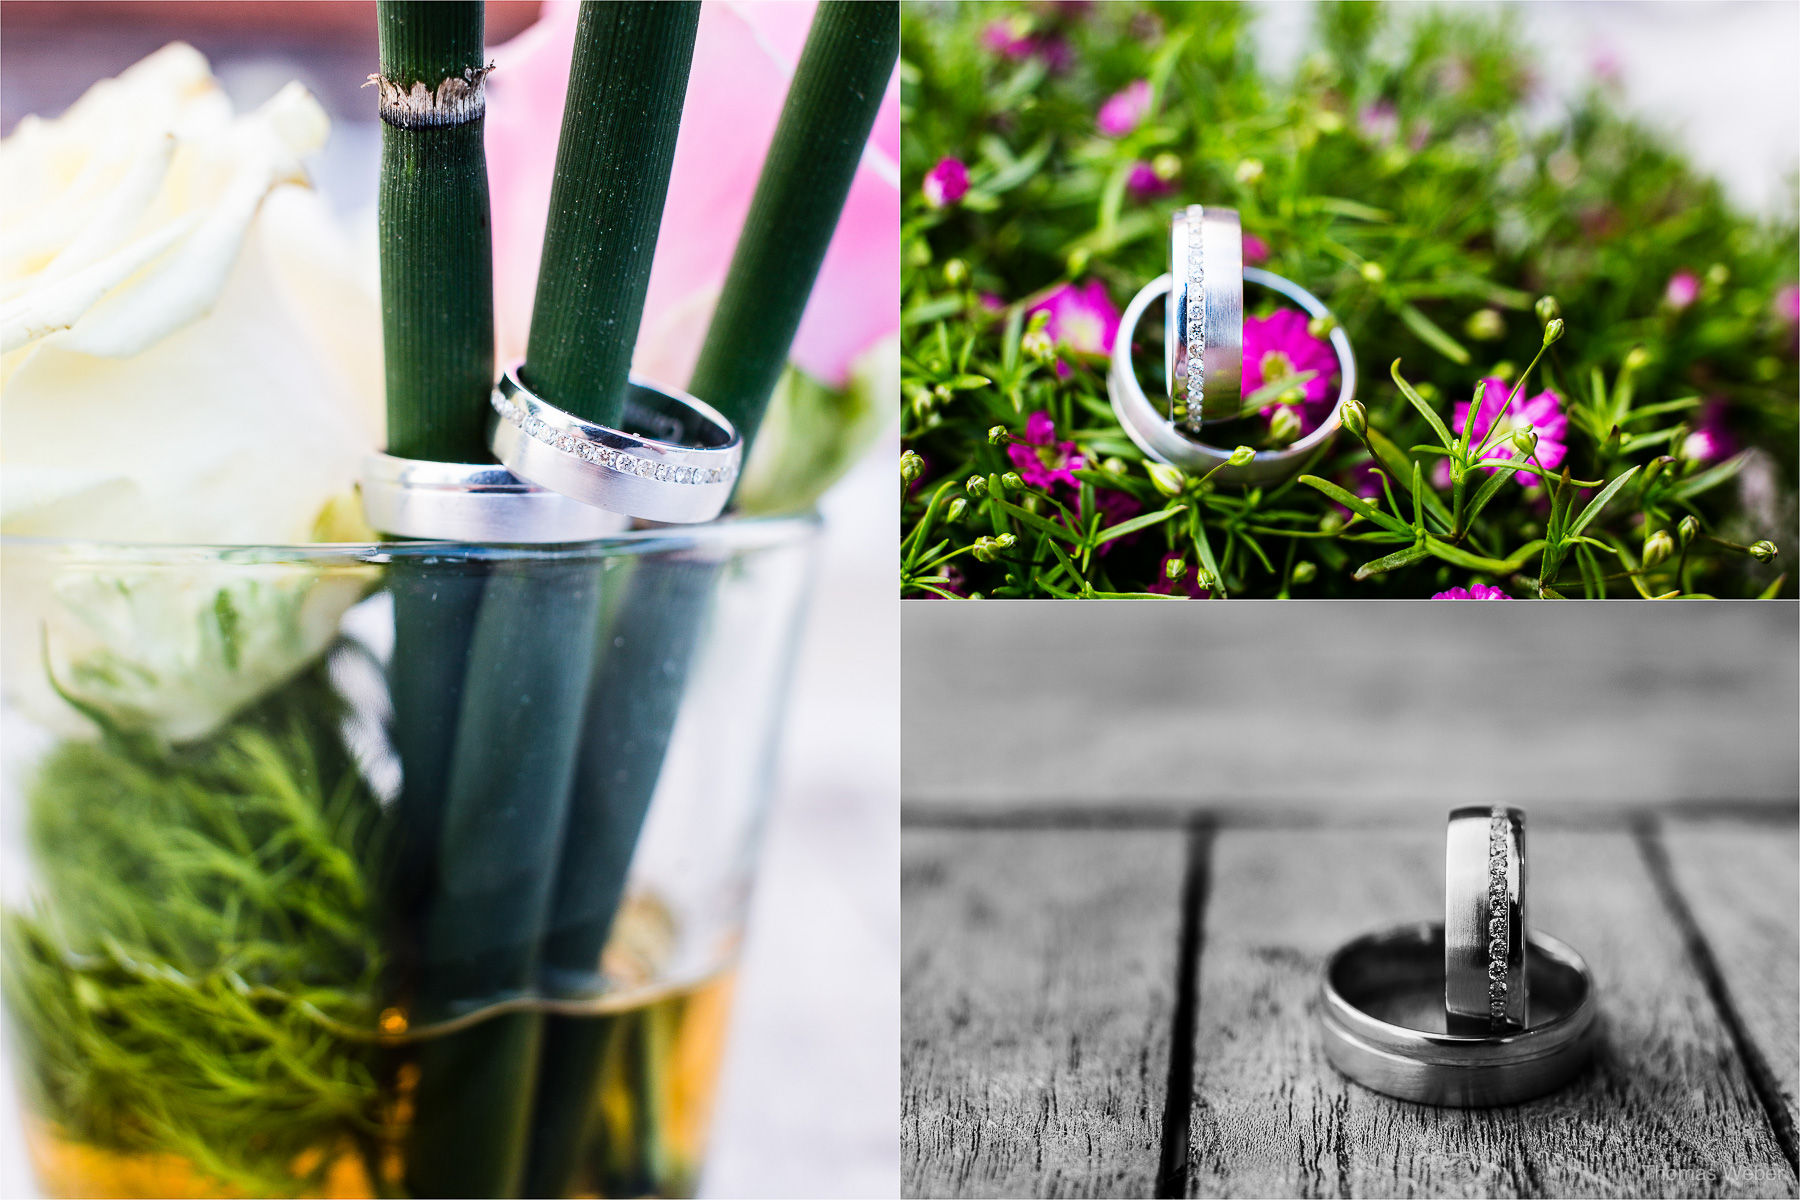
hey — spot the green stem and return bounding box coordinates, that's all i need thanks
[688,0,899,447]
[377,0,493,463]
[523,1,702,425]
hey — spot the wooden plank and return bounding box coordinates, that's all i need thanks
[1661,817,1800,1138]
[902,603,1799,814]
[901,828,1187,1198]
[1185,826,1797,1198]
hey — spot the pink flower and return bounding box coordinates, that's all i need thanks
[981,15,1036,58]
[1241,233,1269,264]
[1242,308,1338,434]
[1665,270,1700,311]
[1149,553,1210,598]
[1433,584,1511,599]
[1007,411,1085,490]
[1028,280,1119,357]
[485,2,897,392]
[1453,377,1569,486]
[1682,399,1735,464]
[922,157,969,208]
[1126,160,1175,198]
[1775,284,1800,325]
[978,292,1007,313]
[1358,101,1399,146]
[1097,79,1152,137]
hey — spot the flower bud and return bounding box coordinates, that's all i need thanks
[1340,399,1368,439]
[1151,152,1182,182]
[1307,314,1338,340]
[1706,263,1730,287]
[1750,540,1780,564]
[1623,345,1650,372]
[1512,426,1537,456]
[1164,556,1187,581]
[1542,318,1564,347]
[988,425,1009,444]
[1235,158,1265,185]
[1319,510,1346,534]
[1268,407,1303,444]
[1000,471,1024,492]
[1066,247,1091,276]
[933,382,954,403]
[943,258,969,287]
[1465,308,1505,341]
[1146,461,1186,496]
[1102,456,1129,477]
[1677,515,1700,547]
[1640,455,1674,487]
[1535,295,1561,325]
[972,536,1000,563]
[965,474,989,497]
[994,533,1017,551]
[946,497,968,523]
[900,451,924,485]
[1642,529,1675,569]
[1228,444,1257,466]
[1359,261,1387,284]
[1021,329,1055,362]
[1291,560,1318,585]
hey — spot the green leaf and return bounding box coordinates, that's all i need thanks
[1462,448,1532,528]
[1758,574,1788,600]
[1095,504,1189,545]
[1366,427,1452,526]
[1666,451,1750,501]
[992,499,1079,544]
[1390,359,1455,449]
[1353,540,1431,580]
[1191,513,1227,599]
[1568,464,1642,537]
[1423,537,1546,573]
[1297,475,1412,535]
[902,296,962,327]
[1397,305,1471,364]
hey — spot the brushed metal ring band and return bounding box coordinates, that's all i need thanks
[1110,268,1357,485]
[358,454,628,543]
[489,365,743,525]
[1447,806,1528,1034]
[1319,922,1598,1107]
[1167,204,1243,426]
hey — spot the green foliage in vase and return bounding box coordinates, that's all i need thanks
[2,655,387,1197]
[900,0,1797,598]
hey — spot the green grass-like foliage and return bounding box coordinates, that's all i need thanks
[2,658,386,1197]
[901,1,1797,598]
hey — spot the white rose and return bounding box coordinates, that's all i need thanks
[0,43,386,743]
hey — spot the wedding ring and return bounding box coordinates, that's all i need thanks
[1110,267,1357,484]
[1446,806,1527,1034]
[1168,204,1244,426]
[359,454,628,543]
[1319,922,1598,1107]
[489,366,742,525]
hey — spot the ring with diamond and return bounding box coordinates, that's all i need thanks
[1446,805,1528,1035]
[1168,204,1244,426]
[1318,922,1597,1107]
[1111,265,1357,485]
[359,454,628,543]
[489,366,743,525]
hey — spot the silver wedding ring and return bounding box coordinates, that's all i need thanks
[1446,806,1527,1033]
[1168,205,1245,426]
[359,454,628,543]
[1319,922,1598,1107]
[1111,266,1357,484]
[489,366,742,525]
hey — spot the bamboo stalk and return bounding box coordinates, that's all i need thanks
[520,6,898,1193]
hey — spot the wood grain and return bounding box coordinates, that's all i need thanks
[902,828,1187,1198]
[1661,818,1800,1140]
[1184,826,1797,1198]
[902,603,1800,814]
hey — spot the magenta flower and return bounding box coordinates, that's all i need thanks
[1454,377,1569,486]
[1149,553,1210,598]
[1682,399,1735,464]
[1665,270,1700,311]
[1028,279,1120,358]
[1775,284,1800,325]
[1097,79,1152,137]
[1242,308,1338,434]
[980,15,1036,58]
[1433,584,1511,599]
[1242,233,1270,264]
[1007,411,1086,490]
[1358,101,1399,146]
[978,292,1006,313]
[922,158,969,209]
[1126,160,1175,198]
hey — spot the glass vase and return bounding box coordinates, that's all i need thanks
[0,513,818,1199]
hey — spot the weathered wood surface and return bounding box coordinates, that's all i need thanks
[1661,818,1800,1139]
[901,814,1800,1199]
[902,603,1800,814]
[902,829,1188,1198]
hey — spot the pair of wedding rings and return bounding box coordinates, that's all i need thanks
[361,366,744,541]
[1317,807,1599,1107]
[1110,205,1358,484]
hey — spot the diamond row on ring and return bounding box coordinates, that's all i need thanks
[491,392,733,486]
[1185,205,1205,429]
[1486,808,1511,1027]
